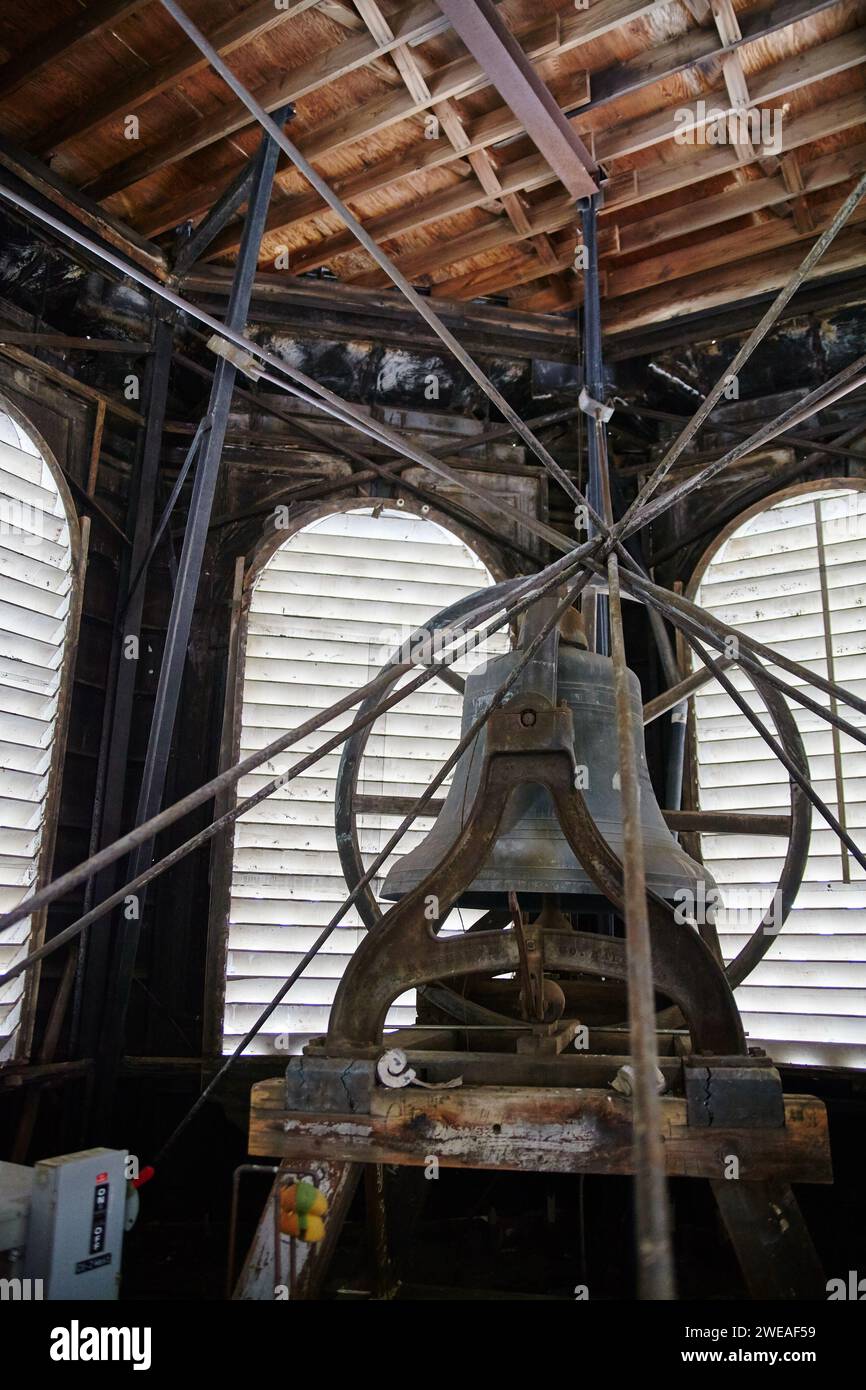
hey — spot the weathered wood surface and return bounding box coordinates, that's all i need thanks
[249,1078,832,1183]
[233,1159,360,1301]
[711,1178,827,1299]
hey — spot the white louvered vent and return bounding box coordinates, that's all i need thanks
[223,507,507,1055]
[0,409,73,1063]
[692,484,866,1068]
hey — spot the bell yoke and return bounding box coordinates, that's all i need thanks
[325,594,744,1057]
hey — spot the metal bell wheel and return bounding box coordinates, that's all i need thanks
[334,581,812,1037]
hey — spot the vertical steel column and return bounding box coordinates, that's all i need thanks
[579,194,687,804]
[578,194,608,655]
[91,108,293,1128]
[72,312,175,1069]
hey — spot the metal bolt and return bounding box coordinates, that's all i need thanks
[520,709,537,727]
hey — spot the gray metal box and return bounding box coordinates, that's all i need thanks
[23,1148,127,1300]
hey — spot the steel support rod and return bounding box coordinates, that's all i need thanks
[638,355,866,530]
[579,193,609,655]
[615,400,866,468]
[616,564,866,725]
[582,552,866,750]
[650,420,866,566]
[597,417,675,1300]
[3,176,866,955]
[71,311,174,1062]
[92,105,295,1126]
[0,182,595,558]
[8,173,862,648]
[614,575,866,868]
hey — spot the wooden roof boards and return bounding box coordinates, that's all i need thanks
[0,0,862,332]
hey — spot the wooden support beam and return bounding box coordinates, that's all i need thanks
[681,0,712,19]
[276,35,866,290]
[616,140,866,256]
[0,0,151,103]
[0,135,166,279]
[782,150,816,232]
[139,0,844,251]
[285,150,553,275]
[604,223,866,334]
[0,332,151,354]
[351,0,502,223]
[352,0,432,102]
[468,148,504,197]
[434,245,573,301]
[356,124,864,291]
[179,269,579,361]
[501,193,534,237]
[249,1077,833,1184]
[232,1160,360,1300]
[0,343,143,423]
[256,79,864,287]
[607,190,866,299]
[594,28,866,165]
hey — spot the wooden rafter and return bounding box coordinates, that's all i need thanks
[31,0,322,157]
[0,0,151,102]
[86,0,654,206]
[194,0,856,270]
[0,0,861,335]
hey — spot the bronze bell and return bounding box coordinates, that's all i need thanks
[381,611,712,913]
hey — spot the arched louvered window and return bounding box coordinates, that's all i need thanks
[690,481,866,1068]
[0,403,77,1063]
[221,505,506,1056]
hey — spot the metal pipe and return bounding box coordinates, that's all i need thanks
[579,193,609,655]
[596,416,675,1300]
